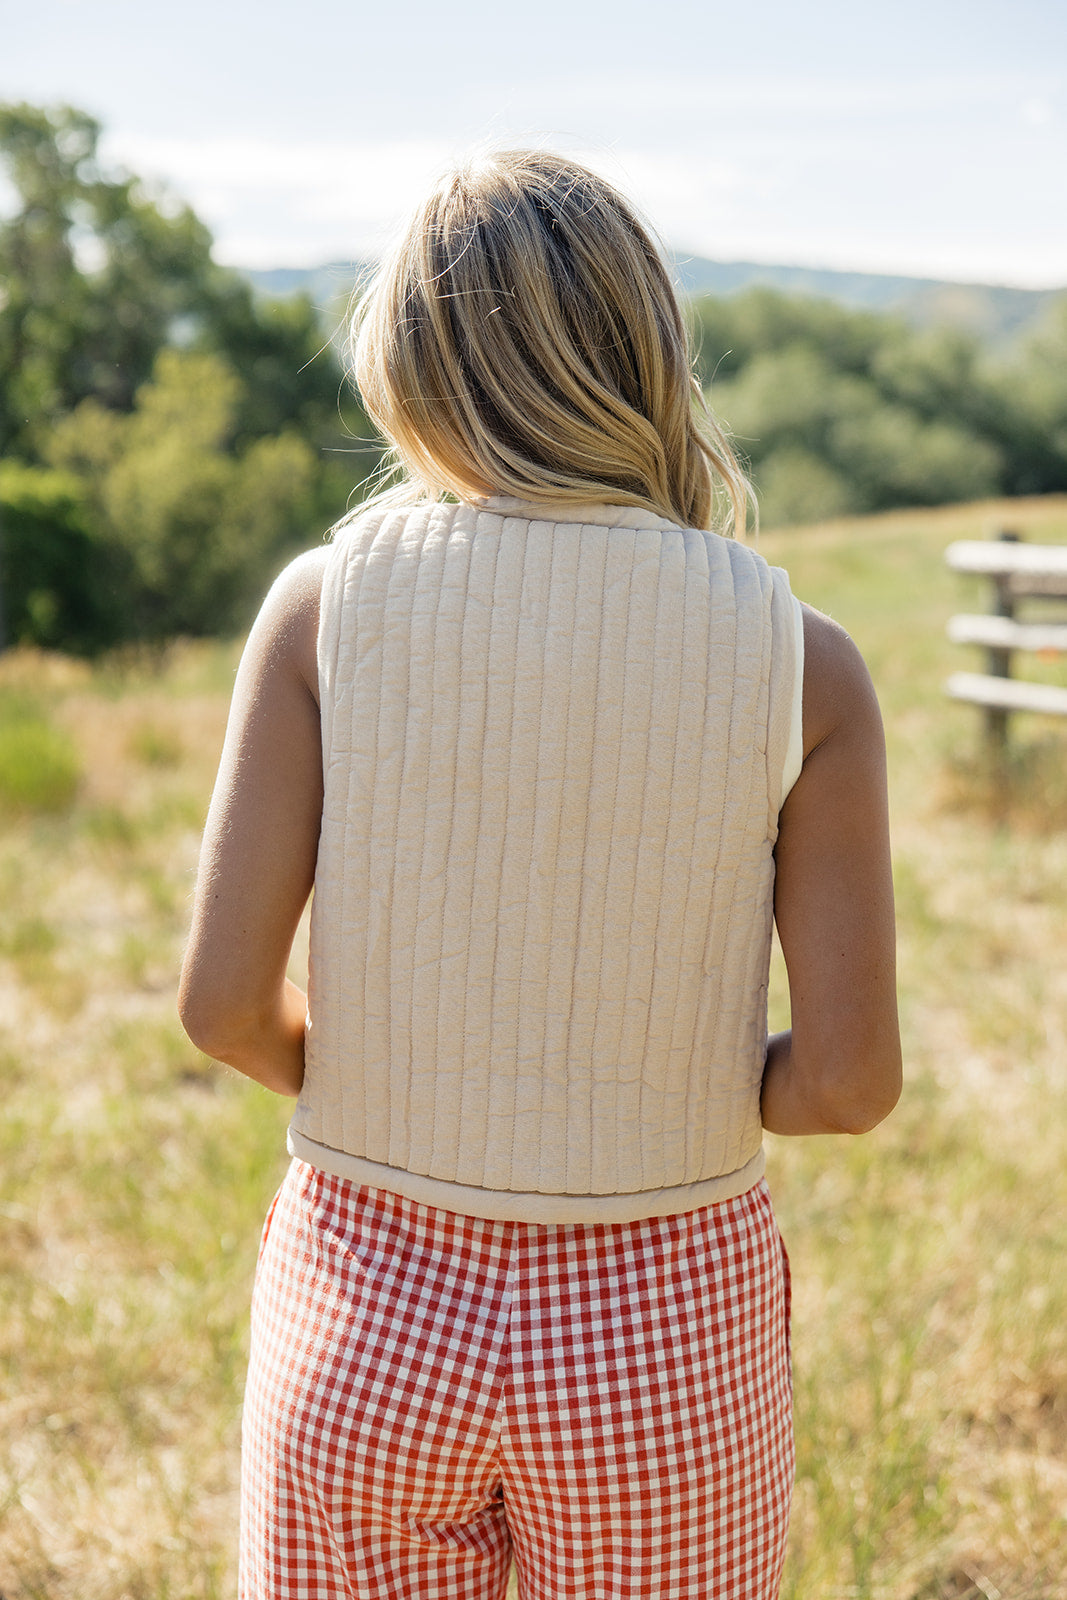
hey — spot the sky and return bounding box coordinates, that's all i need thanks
[2,0,1066,287]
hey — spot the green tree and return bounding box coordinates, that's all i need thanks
[0,101,370,464]
[0,101,377,648]
[0,461,124,653]
[693,288,1034,526]
[994,297,1067,494]
[692,288,887,388]
[0,103,219,458]
[46,350,319,639]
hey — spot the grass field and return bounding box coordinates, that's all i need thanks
[1,496,1066,1599]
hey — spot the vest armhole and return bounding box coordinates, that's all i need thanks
[779,593,804,805]
[766,570,802,818]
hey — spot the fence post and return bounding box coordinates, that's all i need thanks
[985,529,1019,755]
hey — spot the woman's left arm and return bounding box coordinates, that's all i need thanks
[178,548,328,1097]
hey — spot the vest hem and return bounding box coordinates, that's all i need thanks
[285,1128,766,1224]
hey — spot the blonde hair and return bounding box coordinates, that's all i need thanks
[349,150,751,535]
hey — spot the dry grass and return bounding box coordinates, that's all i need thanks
[1,497,1066,1598]
[0,639,288,1598]
[760,496,1067,1599]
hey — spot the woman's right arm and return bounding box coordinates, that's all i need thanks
[178,549,326,1097]
[761,605,902,1136]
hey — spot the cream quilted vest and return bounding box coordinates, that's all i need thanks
[288,498,799,1222]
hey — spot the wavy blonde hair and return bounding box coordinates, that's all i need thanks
[349,150,751,535]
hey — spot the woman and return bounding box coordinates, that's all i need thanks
[180,149,901,1600]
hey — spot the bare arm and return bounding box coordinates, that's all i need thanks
[761,604,902,1135]
[178,548,328,1096]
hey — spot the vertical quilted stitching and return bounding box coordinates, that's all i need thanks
[470,513,532,1188]
[295,501,793,1203]
[429,509,491,1181]
[445,508,504,1181]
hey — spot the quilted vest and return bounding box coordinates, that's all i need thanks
[287,497,799,1222]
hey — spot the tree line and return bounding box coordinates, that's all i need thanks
[0,102,378,653]
[2,102,1066,653]
[692,288,1067,530]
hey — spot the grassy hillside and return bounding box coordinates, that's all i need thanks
[1,497,1066,1598]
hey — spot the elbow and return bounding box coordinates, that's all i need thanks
[821,1088,900,1136]
[178,947,305,1097]
[811,1049,903,1135]
[177,970,252,1064]
[177,989,227,1063]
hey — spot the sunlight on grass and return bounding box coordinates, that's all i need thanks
[1,497,1066,1597]
[0,704,81,813]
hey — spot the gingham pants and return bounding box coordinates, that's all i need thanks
[240,1161,794,1600]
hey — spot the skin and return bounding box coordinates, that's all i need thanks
[763,605,902,1134]
[178,548,327,1098]
[179,551,901,1135]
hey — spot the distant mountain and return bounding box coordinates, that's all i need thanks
[669,254,1064,346]
[241,256,1065,348]
[243,261,371,310]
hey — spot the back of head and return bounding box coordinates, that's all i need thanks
[351,149,749,534]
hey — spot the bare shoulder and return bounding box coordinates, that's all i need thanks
[241,545,331,703]
[800,602,883,760]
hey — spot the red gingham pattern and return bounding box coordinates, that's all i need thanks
[240,1162,793,1599]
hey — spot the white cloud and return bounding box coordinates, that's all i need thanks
[92,99,1067,287]
[97,131,758,267]
[101,133,459,264]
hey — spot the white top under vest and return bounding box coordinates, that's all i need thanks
[288,498,802,1223]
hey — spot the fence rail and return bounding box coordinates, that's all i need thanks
[944,531,1067,752]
